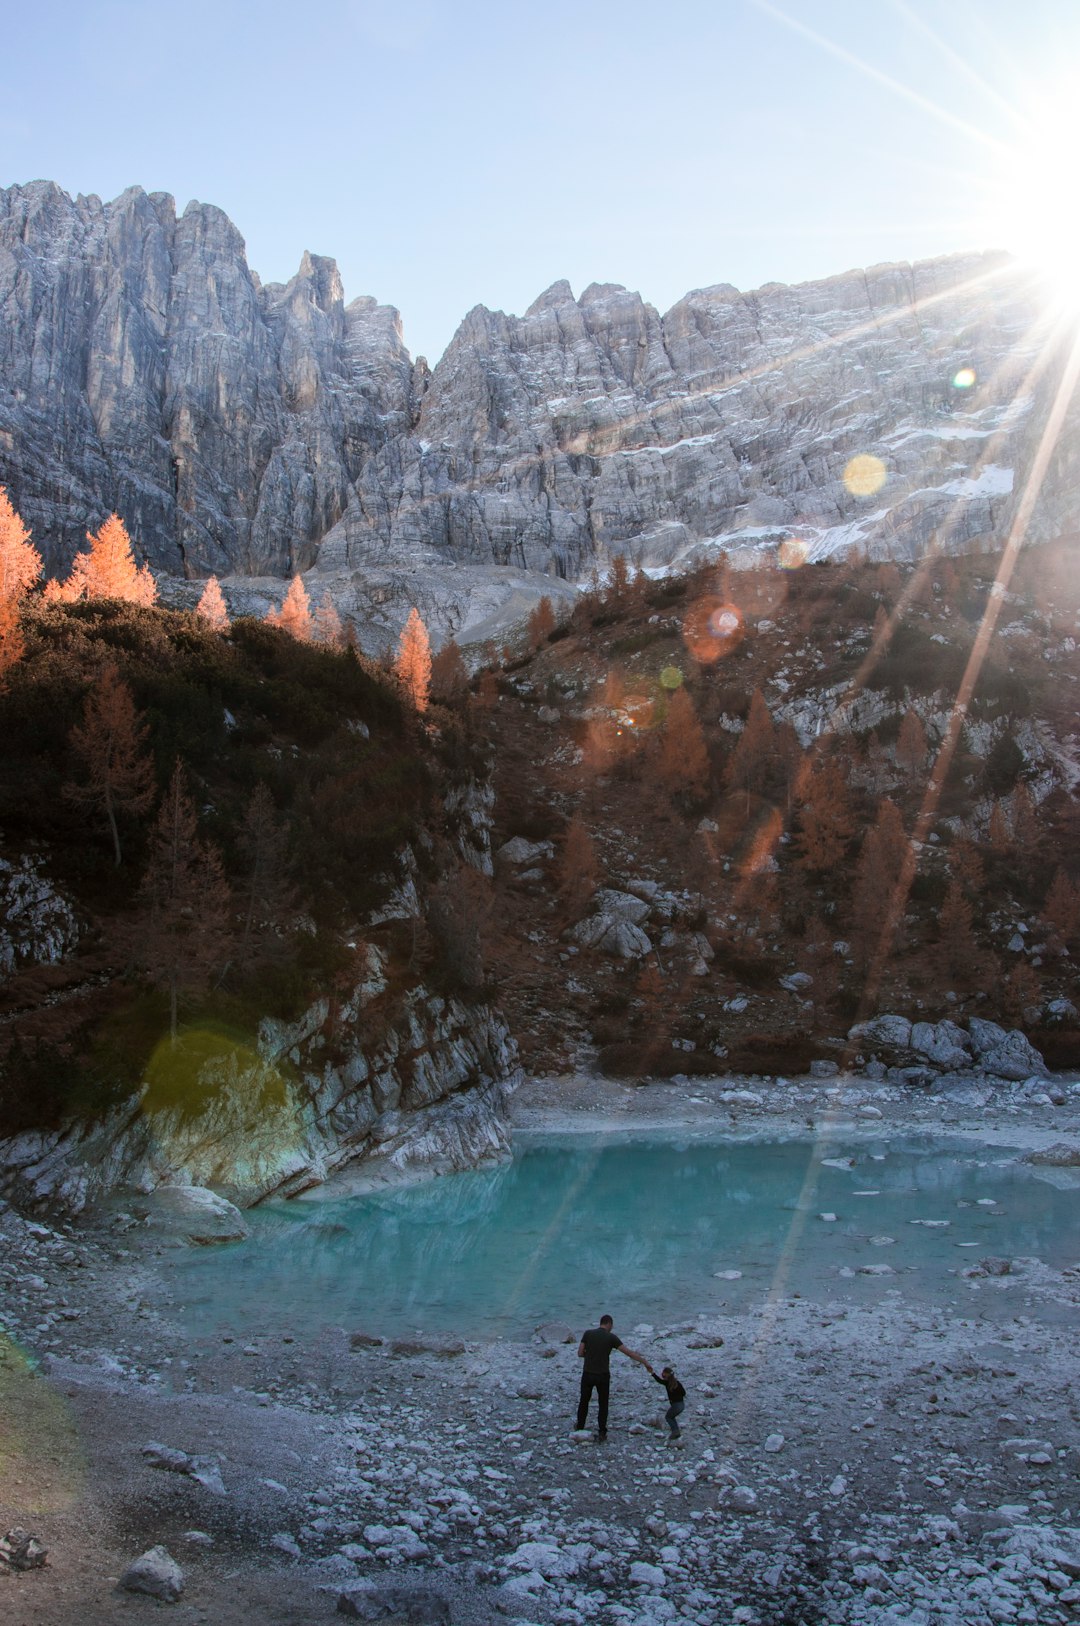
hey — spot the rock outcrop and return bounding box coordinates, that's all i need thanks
[849,1014,1049,1084]
[0,946,520,1214]
[0,854,79,978]
[3,180,1076,645]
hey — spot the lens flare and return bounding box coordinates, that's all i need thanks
[952,367,977,390]
[0,1335,85,1513]
[682,596,744,664]
[843,454,887,498]
[659,665,684,690]
[778,537,809,570]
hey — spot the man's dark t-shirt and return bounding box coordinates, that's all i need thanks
[580,1328,622,1373]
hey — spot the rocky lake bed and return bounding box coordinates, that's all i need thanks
[2,1069,1080,1626]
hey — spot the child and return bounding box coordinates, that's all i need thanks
[646,1363,687,1443]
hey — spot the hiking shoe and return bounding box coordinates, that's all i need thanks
[596,1431,608,1443]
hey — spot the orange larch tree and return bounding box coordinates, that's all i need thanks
[725,687,775,812]
[527,595,556,650]
[850,797,908,969]
[1042,867,1080,952]
[56,514,157,605]
[0,596,24,690]
[430,638,470,706]
[795,755,856,874]
[137,760,232,1041]
[313,593,345,649]
[265,574,313,642]
[895,708,928,780]
[196,575,230,632]
[238,781,294,954]
[557,811,600,919]
[0,487,42,602]
[395,607,432,712]
[657,685,711,803]
[63,663,155,866]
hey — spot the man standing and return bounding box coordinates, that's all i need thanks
[575,1314,650,1441]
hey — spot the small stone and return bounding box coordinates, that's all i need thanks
[629,1561,666,1587]
[763,1433,784,1453]
[270,1532,302,1557]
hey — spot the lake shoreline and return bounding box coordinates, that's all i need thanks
[3,1074,1080,1625]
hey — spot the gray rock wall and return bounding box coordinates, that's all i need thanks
[1,180,1074,596]
[0,949,520,1213]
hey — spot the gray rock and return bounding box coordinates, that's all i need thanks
[1,180,1060,646]
[389,1336,465,1357]
[496,837,554,868]
[1026,1142,1080,1166]
[849,1015,912,1052]
[0,1527,48,1571]
[0,961,519,1213]
[136,1185,250,1244]
[535,1321,576,1344]
[119,1545,184,1602]
[336,1584,451,1622]
[909,1019,972,1071]
[978,1031,1048,1080]
[0,857,80,980]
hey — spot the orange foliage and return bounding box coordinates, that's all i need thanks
[265,575,313,642]
[0,596,24,689]
[196,575,230,632]
[725,687,775,810]
[313,593,345,649]
[0,487,42,602]
[430,638,470,705]
[527,595,556,649]
[557,812,599,919]
[54,514,157,606]
[795,756,855,873]
[395,607,432,712]
[657,685,710,801]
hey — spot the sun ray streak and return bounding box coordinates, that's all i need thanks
[749,0,1011,154]
[886,0,1029,130]
[852,320,1080,1021]
[711,313,1080,1453]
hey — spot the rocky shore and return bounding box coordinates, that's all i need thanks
[2,1072,1079,1626]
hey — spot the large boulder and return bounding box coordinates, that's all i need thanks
[848,1015,912,1052]
[135,1185,250,1244]
[909,1020,972,1071]
[570,888,654,959]
[119,1546,184,1602]
[977,1031,1048,1081]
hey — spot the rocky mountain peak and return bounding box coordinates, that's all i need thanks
[0,181,1073,646]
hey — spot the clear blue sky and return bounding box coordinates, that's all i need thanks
[4,0,1079,362]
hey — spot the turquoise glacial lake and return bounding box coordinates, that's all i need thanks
[162,1133,1079,1342]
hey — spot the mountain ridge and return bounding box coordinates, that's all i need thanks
[1,180,1075,648]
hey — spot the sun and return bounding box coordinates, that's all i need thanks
[991,80,1080,313]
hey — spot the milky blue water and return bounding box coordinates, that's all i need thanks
[162,1133,1079,1343]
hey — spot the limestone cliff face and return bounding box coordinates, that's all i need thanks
[1,179,1072,597]
[0,182,415,579]
[0,947,520,1214]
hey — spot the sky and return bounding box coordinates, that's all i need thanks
[4,0,1080,363]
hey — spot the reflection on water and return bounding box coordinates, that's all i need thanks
[163,1133,1080,1342]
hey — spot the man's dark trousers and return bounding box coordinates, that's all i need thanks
[577,1370,610,1433]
